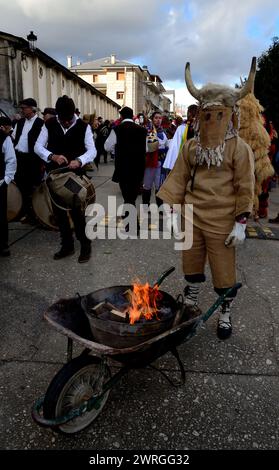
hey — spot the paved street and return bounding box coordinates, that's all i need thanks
[0,160,279,451]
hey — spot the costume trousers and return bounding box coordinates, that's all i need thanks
[0,182,8,249]
[182,224,236,289]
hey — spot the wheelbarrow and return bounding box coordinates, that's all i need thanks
[32,267,241,434]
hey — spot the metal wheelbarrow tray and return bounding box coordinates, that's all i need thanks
[32,282,241,435]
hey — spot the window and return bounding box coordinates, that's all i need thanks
[93,74,98,82]
[117,71,125,80]
[116,92,124,100]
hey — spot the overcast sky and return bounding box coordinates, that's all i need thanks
[1,0,279,106]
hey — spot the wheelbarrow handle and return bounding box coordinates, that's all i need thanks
[202,282,242,323]
[153,266,175,289]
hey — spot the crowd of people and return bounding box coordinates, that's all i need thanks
[1,57,279,342]
[0,95,192,259]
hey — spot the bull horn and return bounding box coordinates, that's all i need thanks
[185,62,200,100]
[235,57,256,100]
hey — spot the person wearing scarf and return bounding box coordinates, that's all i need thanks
[142,112,168,207]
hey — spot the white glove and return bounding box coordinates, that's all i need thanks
[225,222,246,247]
[165,207,180,236]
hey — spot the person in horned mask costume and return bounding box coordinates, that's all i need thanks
[157,58,256,340]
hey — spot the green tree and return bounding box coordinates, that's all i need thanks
[255,37,279,132]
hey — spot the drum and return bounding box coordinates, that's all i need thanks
[86,180,96,206]
[32,179,95,230]
[32,182,59,230]
[7,181,22,222]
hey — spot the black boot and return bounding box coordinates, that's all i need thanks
[54,245,75,260]
[53,234,74,260]
[155,196,163,208]
[78,242,91,263]
[142,189,151,206]
[0,246,11,257]
[269,213,279,223]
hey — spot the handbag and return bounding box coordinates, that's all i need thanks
[46,167,94,210]
[147,127,159,153]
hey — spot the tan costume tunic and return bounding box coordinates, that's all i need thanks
[157,136,255,234]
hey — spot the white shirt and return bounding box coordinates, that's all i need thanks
[34,115,97,166]
[163,124,187,170]
[0,135,17,186]
[12,115,38,153]
[156,128,169,151]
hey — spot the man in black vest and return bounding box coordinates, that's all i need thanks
[12,98,44,222]
[104,107,147,228]
[0,117,17,256]
[35,95,96,263]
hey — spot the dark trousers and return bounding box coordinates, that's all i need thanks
[119,180,140,232]
[52,203,90,248]
[95,148,107,167]
[0,182,8,249]
[119,180,140,206]
[15,152,43,215]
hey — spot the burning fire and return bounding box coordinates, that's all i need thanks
[128,282,162,325]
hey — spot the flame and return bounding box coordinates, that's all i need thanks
[128,282,162,325]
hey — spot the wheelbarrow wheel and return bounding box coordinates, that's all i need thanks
[43,355,111,434]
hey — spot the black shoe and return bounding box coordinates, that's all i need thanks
[0,247,11,257]
[78,244,91,263]
[268,215,279,224]
[53,246,75,260]
[217,317,232,340]
[20,214,37,225]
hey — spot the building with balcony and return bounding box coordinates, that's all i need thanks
[69,54,171,116]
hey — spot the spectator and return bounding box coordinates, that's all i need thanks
[0,116,17,256]
[104,106,147,233]
[95,120,111,165]
[142,111,168,207]
[12,98,44,223]
[164,104,198,171]
[42,107,57,122]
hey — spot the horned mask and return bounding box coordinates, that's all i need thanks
[185,57,256,166]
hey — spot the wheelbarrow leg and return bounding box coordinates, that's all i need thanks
[67,338,73,362]
[170,347,186,385]
[67,339,91,363]
[149,347,186,387]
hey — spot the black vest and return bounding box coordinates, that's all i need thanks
[0,131,7,179]
[14,117,44,154]
[114,122,147,181]
[45,118,87,163]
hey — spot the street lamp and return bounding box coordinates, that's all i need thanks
[27,31,37,52]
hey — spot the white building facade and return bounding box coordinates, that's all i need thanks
[0,31,120,119]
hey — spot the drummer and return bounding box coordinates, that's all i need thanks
[34,95,96,263]
[0,117,17,257]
